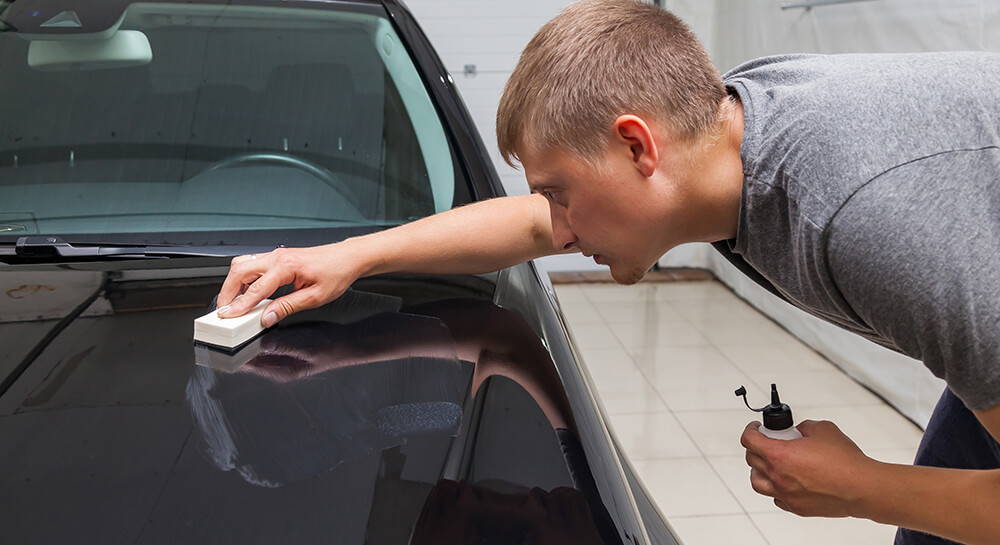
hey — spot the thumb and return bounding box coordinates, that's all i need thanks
[261,286,326,327]
[741,420,770,451]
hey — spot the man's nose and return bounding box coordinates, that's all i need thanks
[551,208,578,250]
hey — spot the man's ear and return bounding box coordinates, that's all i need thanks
[613,115,659,178]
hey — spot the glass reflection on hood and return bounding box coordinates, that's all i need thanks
[187,291,470,488]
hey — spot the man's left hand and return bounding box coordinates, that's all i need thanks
[740,419,879,518]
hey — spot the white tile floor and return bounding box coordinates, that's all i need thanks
[553,280,925,545]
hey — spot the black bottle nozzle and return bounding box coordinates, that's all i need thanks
[735,383,794,431]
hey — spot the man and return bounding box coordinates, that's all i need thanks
[214,1,1000,543]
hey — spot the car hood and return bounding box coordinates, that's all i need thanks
[0,264,627,544]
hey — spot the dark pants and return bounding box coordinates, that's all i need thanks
[894,388,1000,544]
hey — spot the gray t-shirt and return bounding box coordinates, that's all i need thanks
[717,52,1000,410]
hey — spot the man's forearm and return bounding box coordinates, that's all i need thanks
[858,461,1000,544]
[344,194,560,277]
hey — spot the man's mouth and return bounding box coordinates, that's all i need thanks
[580,249,604,264]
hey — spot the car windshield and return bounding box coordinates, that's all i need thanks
[0,1,471,246]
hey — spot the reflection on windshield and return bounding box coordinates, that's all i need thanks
[0,1,468,243]
[186,292,623,544]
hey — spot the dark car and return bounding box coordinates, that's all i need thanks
[0,1,680,543]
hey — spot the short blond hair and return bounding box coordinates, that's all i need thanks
[497,0,725,167]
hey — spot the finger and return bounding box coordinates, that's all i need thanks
[221,268,289,317]
[749,468,776,497]
[217,255,271,309]
[262,285,330,327]
[774,498,793,513]
[795,419,827,436]
[745,450,768,471]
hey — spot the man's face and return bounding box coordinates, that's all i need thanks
[520,146,664,285]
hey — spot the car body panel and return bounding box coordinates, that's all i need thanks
[0,268,612,544]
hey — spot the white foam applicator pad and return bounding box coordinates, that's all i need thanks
[193,299,272,349]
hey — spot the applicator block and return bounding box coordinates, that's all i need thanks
[193,299,272,349]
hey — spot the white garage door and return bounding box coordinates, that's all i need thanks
[403,0,573,195]
[403,0,610,272]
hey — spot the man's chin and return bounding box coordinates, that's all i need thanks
[608,262,646,285]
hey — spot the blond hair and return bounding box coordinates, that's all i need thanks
[496,0,725,167]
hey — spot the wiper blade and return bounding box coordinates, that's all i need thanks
[0,236,276,263]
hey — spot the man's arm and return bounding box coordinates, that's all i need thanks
[350,193,560,277]
[741,412,1000,545]
[862,405,1000,543]
[862,439,1000,544]
[215,194,563,325]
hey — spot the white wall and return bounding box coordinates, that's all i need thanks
[705,0,1000,73]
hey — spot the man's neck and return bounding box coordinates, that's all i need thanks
[665,97,746,243]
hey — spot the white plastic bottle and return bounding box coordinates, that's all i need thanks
[759,424,803,441]
[735,383,802,441]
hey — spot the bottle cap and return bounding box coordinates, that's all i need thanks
[735,383,794,431]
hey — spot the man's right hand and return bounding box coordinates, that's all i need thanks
[215,242,363,328]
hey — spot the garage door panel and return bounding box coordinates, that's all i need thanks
[406,0,576,191]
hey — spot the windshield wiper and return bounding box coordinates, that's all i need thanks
[0,236,277,263]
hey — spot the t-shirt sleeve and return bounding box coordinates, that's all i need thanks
[826,148,1000,411]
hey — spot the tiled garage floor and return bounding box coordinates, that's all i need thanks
[553,280,925,545]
